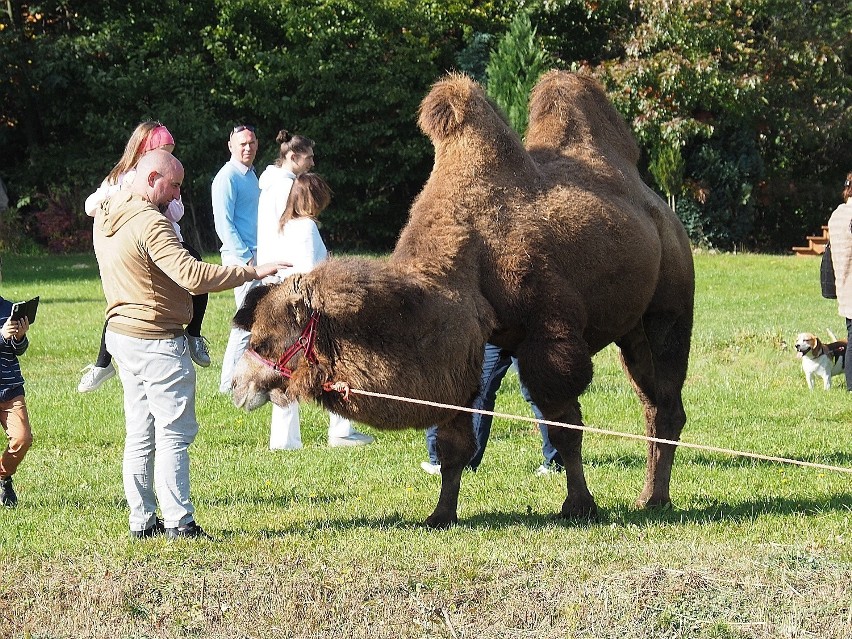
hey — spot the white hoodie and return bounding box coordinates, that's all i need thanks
[257,164,297,276]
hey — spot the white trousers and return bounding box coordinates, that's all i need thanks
[106,331,198,531]
[269,402,354,449]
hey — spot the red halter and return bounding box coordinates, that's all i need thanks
[246,310,320,379]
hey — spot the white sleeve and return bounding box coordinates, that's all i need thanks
[84,179,118,217]
[288,219,327,274]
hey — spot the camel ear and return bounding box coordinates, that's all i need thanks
[280,274,314,323]
[417,73,478,141]
[233,284,273,331]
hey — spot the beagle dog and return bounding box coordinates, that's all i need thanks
[795,332,847,390]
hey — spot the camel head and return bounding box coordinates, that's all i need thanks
[230,276,325,412]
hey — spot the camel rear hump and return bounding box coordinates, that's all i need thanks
[526,70,640,171]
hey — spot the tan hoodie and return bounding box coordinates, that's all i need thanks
[94,191,257,339]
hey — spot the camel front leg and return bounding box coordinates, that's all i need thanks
[424,412,476,528]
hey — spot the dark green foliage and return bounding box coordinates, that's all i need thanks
[0,0,457,252]
[678,125,764,250]
[0,0,848,253]
[596,0,850,252]
[237,0,452,250]
[456,33,495,83]
[528,0,630,65]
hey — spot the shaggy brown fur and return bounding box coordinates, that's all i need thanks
[232,70,694,528]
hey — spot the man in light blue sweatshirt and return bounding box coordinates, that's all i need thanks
[212,125,261,394]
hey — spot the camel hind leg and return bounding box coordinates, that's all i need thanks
[617,311,692,508]
[544,398,599,519]
[515,333,598,520]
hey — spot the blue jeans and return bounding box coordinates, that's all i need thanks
[425,343,562,470]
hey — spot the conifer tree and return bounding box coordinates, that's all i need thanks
[485,12,552,138]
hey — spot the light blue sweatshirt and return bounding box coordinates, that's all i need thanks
[211,159,260,264]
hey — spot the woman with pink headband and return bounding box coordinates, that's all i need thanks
[79,121,212,392]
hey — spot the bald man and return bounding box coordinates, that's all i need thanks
[93,149,288,540]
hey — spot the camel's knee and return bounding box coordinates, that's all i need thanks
[434,416,476,467]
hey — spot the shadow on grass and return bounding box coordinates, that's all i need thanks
[589,450,852,471]
[197,491,851,538]
[459,492,852,529]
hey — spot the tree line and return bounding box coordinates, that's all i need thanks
[1,0,849,254]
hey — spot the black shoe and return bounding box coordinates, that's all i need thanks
[0,476,17,508]
[129,518,165,539]
[166,520,212,540]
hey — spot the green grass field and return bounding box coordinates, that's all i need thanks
[0,251,850,638]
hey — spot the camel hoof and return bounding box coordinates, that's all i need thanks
[636,497,673,511]
[560,499,599,522]
[424,513,458,529]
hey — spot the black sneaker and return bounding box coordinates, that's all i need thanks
[166,520,212,540]
[0,476,17,508]
[129,518,165,539]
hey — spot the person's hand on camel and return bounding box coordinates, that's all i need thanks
[254,261,292,280]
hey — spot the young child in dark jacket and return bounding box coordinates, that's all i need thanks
[0,296,33,507]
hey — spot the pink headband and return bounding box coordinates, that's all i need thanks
[142,126,175,153]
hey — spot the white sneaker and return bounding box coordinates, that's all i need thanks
[78,362,116,393]
[328,431,374,447]
[534,463,562,476]
[187,335,211,367]
[420,461,441,476]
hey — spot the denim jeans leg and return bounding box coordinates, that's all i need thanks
[521,384,564,468]
[425,425,439,464]
[467,343,513,470]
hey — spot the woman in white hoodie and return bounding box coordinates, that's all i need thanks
[256,136,374,449]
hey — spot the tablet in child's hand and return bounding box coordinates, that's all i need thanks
[10,296,39,324]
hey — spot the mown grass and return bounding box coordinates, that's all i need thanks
[0,251,849,638]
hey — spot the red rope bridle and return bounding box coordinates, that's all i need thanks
[245,310,320,379]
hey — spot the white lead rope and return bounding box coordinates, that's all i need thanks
[346,388,852,475]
